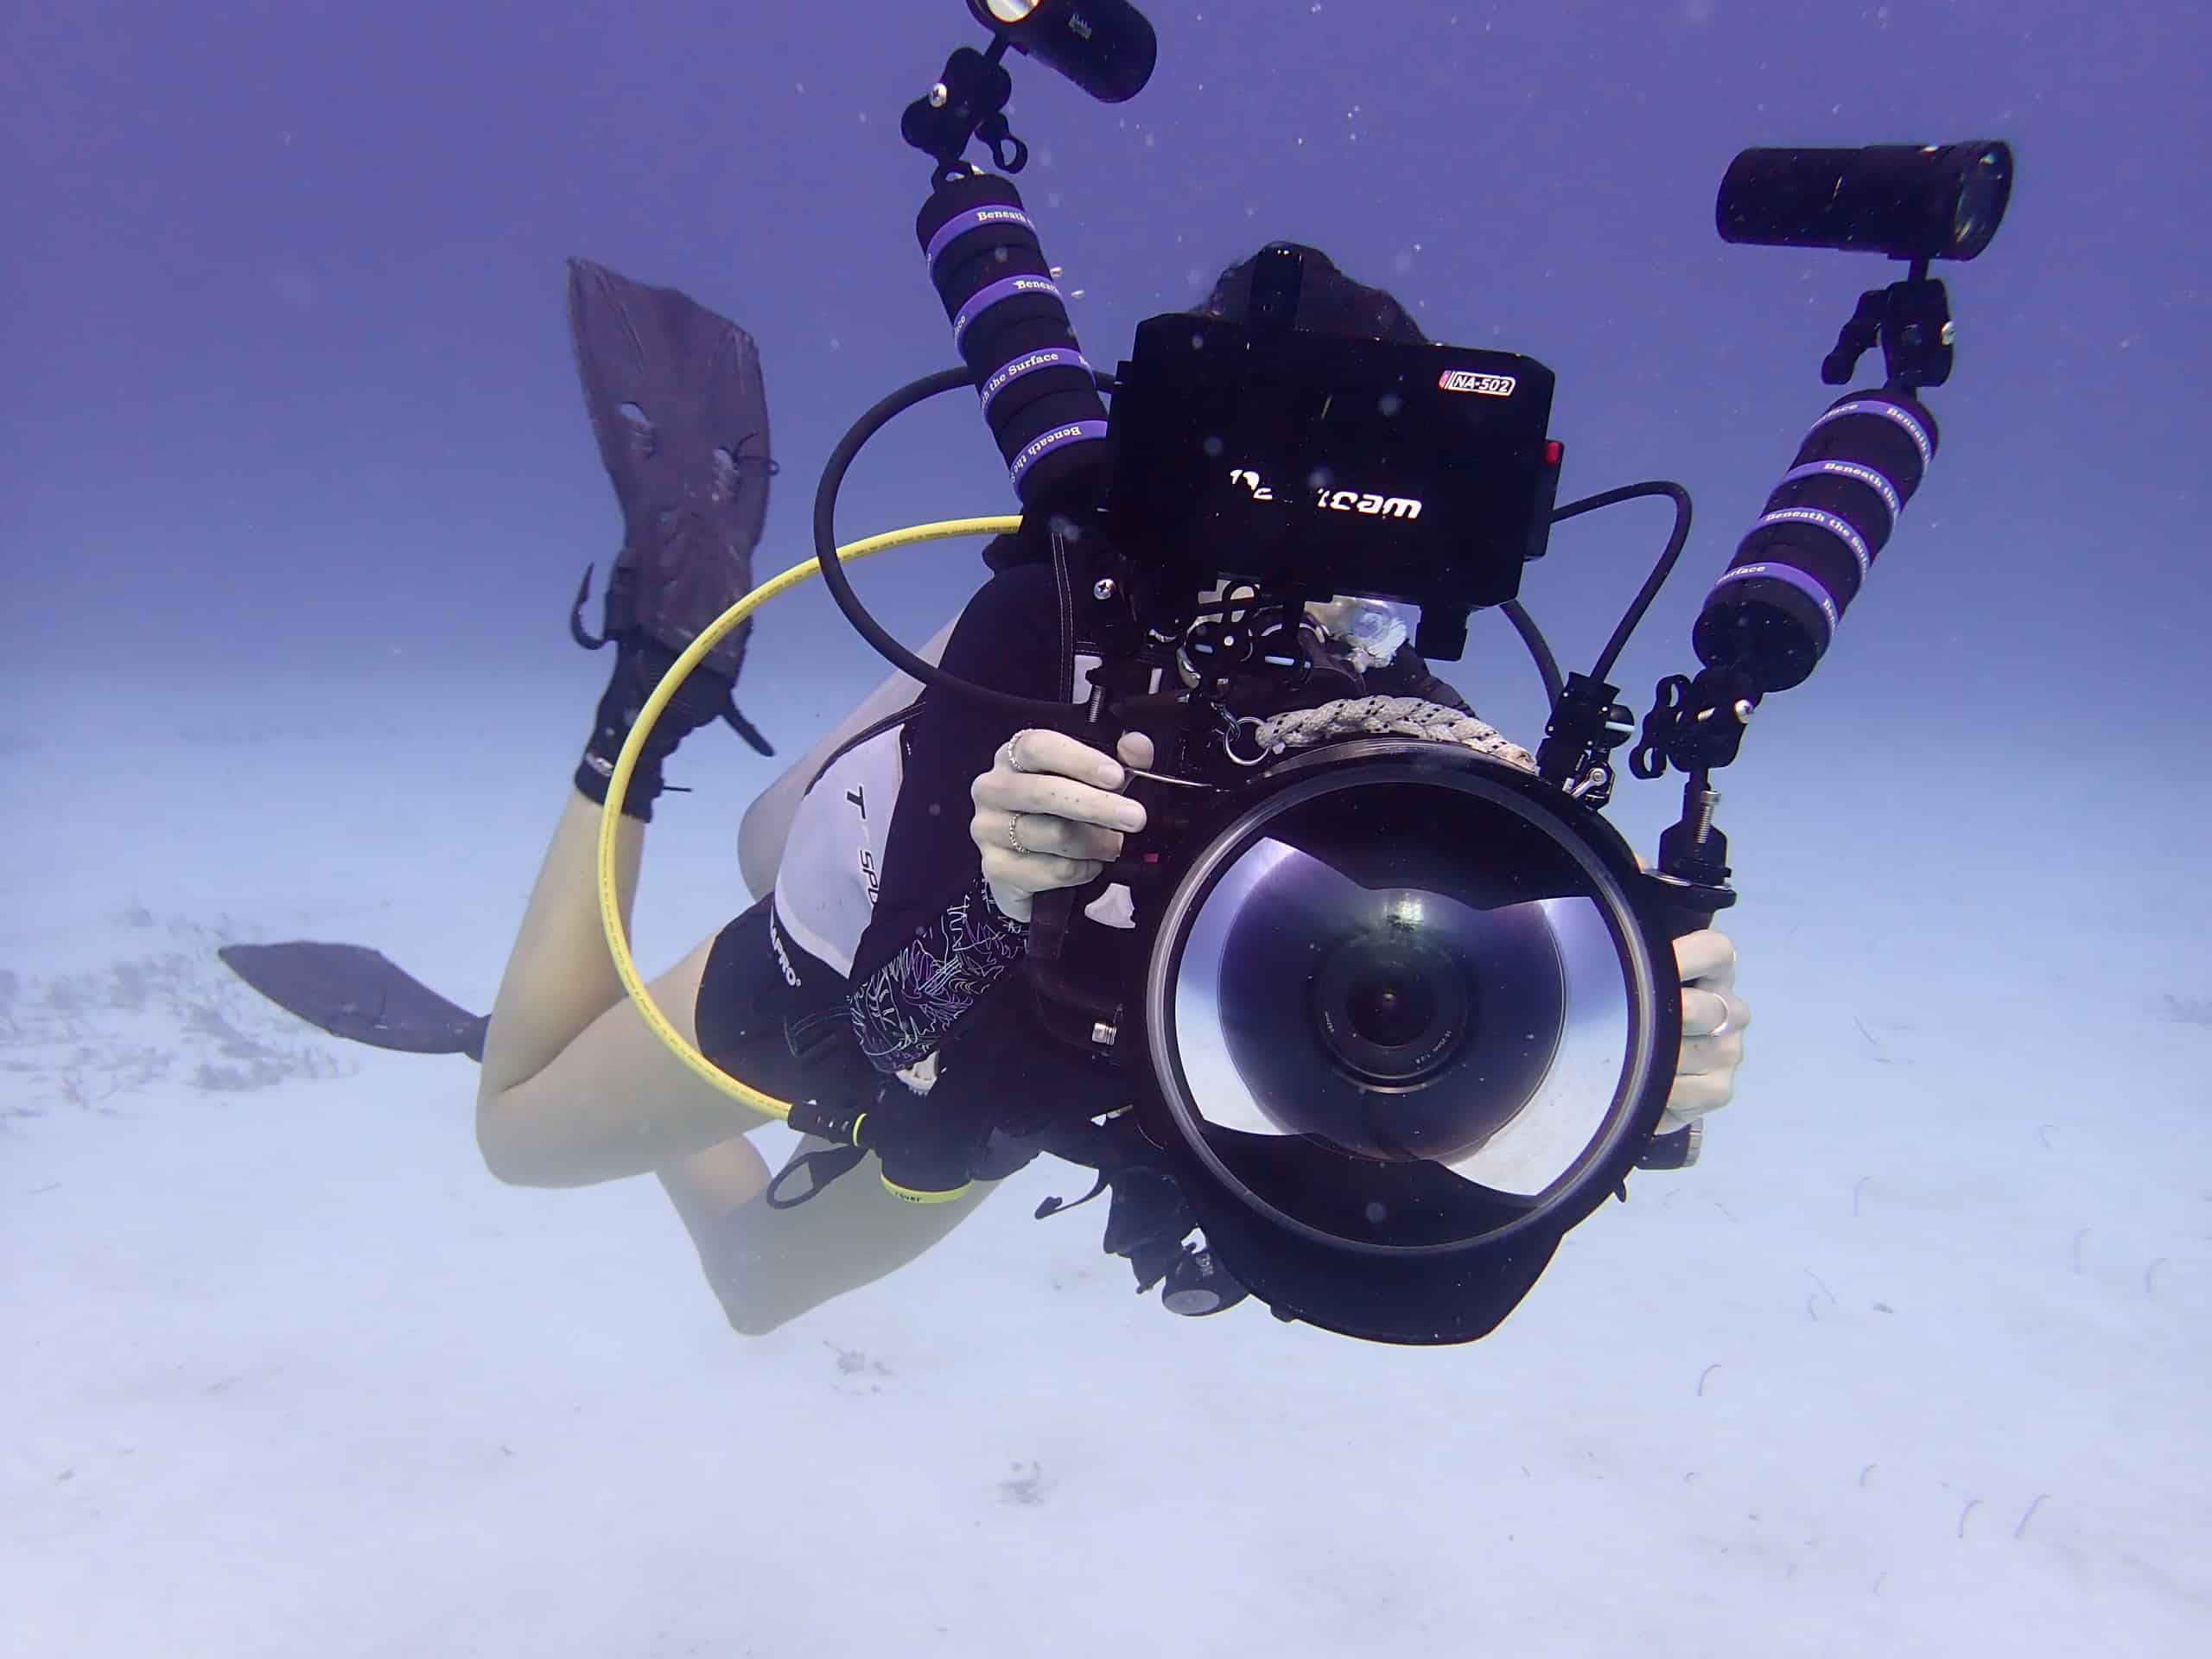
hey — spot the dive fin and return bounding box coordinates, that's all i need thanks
[721,687,774,757]
[566,257,777,690]
[569,556,773,757]
[217,943,489,1062]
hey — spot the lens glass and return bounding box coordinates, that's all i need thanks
[1952,148,1997,251]
[1941,143,2013,259]
[1151,757,1654,1253]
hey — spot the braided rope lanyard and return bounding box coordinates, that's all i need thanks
[1236,696,1538,774]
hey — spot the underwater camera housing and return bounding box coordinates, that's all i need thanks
[793,1,2013,1344]
[1105,264,1563,664]
[1007,264,1669,1344]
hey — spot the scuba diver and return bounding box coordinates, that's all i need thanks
[217,4,1999,1342]
[454,246,1750,1338]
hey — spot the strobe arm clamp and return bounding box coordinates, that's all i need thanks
[1535,658,1755,878]
[1824,259,1955,392]
[901,41,1028,177]
[1630,665,1760,783]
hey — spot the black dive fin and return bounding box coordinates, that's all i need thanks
[218,943,488,1063]
[566,257,776,691]
[720,684,774,757]
[567,557,775,758]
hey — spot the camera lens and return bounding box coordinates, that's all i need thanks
[1199,830,1554,1170]
[1344,967,1434,1051]
[1140,744,1677,1344]
[1313,928,1467,1087]
[1150,749,1656,1252]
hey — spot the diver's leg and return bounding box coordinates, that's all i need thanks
[478,789,645,1097]
[474,789,775,1193]
[687,1143,999,1337]
[671,899,1008,1333]
[478,261,784,1198]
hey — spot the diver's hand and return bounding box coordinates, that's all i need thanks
[971,729,1154,924]
[1665,928,1749,1132]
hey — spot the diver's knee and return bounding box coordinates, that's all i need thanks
[698,1256,797,1338]
[474,1091,548,1188]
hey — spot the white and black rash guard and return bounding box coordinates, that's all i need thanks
[765,562,1070,1082]
[729,560,1478,1091]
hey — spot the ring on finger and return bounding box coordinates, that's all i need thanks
[1707,993,1734,1037]
[1007,812,1031,855]
[1002,736,1031,774]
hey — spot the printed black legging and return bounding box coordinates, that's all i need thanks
[689,897,998,1335]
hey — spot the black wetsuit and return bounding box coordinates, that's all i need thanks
[695,562,1059,1100]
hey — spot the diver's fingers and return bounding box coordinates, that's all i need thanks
[972,768,1148,833]
[970,805,1128,865]
[1676,1021,1746,1079]
[1116,730,1155,771]
[1665,1066,1736,1121]
[1681,985,1751,1041]
[1004,728,1128,789]
[976,837,1104,897]
[1674,927,1738,990]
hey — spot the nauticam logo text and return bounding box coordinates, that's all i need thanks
[1230,468,1422,519]
[1439,370,1517,397]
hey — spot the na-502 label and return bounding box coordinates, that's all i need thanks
[1438,370,1517,397]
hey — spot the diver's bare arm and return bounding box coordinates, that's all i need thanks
[474,790,773,1193]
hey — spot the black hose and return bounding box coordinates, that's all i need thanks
[810,366,1114,723]
[1498,599,1564,712]
[1550,481,1695,685]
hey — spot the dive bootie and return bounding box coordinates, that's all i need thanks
[566,257,778,817]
